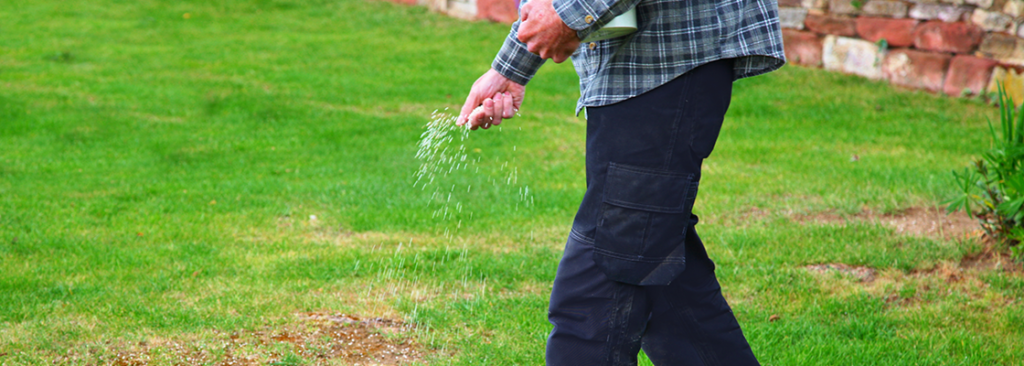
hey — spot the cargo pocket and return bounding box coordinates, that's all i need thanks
[593,163,697,286]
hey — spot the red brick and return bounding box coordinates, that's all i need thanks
[855,17,918,47]
[913,21,985,53]
[478,0,519,23]
[804,14,858,36]
[943,55,998,96]
[882,49,952,92]
[782,29,824,66]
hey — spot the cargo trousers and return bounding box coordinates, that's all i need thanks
[546,58,760,365]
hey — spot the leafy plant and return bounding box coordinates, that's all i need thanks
[947,84,1024,260]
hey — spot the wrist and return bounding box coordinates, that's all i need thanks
[492,25,545,85]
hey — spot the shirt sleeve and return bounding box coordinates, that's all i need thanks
[553,0,642,41]
[491,20,546,86]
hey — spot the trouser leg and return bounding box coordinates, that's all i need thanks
[546,226,758,366]
[640,228,759,365]
[546,234,648,366]
[546,58,757,365]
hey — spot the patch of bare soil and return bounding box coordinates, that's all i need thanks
[796,206,980,240]
[958,243,1023,272]
[55,313,426,366]
[804,263,877,282]
[804,241,1022,307]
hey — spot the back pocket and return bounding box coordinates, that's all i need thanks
[593,163,697,286]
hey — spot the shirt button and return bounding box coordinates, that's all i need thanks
[584,15,595,24]
[588,42,596,50]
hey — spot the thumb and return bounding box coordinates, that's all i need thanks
[458,90,484,126]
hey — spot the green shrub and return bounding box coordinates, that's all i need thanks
[947,84,1024,260]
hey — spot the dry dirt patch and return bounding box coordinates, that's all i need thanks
[805,263,877,282]
[958,243,1023,272]
[796,206,979,240]
[804,261,1019,307]
[805,243,1022,306]
[57,313,426,366]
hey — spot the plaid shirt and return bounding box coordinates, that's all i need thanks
[492,0,787,114]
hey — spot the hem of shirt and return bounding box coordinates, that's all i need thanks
[573,54,786,116]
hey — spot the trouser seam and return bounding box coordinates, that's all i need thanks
[663,73,693,170]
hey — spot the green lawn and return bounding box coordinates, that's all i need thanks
[1,0,1022,364]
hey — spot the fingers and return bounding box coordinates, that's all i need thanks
[551,46,567,63]
[519,1,532,22]
[502,92,514,118]
[457,91,483,126]
[482,98,495,129]
[456,69,523,131]
[515,0,580,61]
[465,98,493,130]
[516,12,536,47]
[467,103,485,130]
[492,92,504,126]
[465,93,516,131]
[510,89,523,113]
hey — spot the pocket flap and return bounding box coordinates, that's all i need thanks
[602,163,693,214]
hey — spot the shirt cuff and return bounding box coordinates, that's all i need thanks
[491,21,546,86]
[553,0,609,41]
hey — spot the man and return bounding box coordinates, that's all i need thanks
[456,0,785,364]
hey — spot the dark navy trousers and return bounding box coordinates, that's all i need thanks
[546,59,759,365]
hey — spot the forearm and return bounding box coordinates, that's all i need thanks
[492,0,643,83]
[492,20,546,86]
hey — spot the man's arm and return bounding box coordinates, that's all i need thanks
[458,0,640,129]
[456,19,543,129]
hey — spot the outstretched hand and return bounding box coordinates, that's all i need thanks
[456,0,578,129]
[457,69,526,130]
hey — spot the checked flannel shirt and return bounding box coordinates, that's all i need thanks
[491,0,787,114]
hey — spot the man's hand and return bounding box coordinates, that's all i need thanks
[518,0,580,63]
[457,69,525,130]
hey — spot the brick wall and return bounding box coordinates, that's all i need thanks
[402,0,1024,101]
[411,0,518,23]
[782,0,1024,101]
